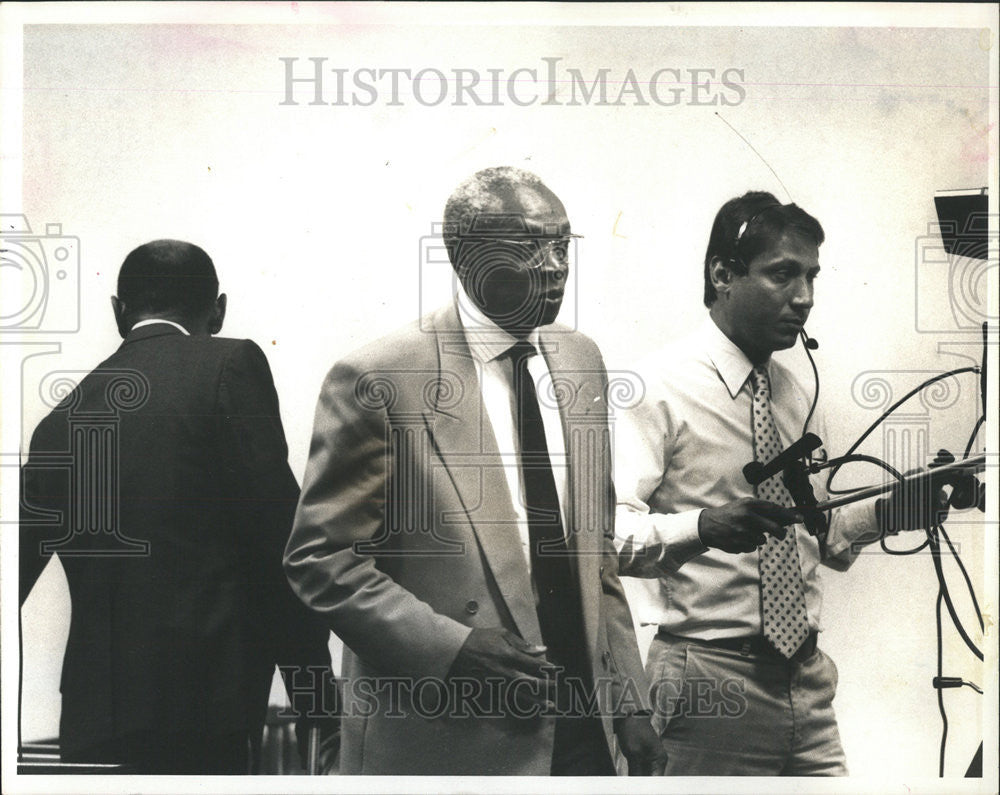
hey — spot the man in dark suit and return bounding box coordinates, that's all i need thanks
[284,167,664,775]
[20,240,335,774]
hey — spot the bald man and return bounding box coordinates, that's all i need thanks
[284,167,662,775]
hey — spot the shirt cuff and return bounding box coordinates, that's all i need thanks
[653,509,709,570]
[616,505,709,577]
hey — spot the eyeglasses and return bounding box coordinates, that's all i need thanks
[456,234,582,267]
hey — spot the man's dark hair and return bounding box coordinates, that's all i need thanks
[703,191,825,306]
[117,240,218,324]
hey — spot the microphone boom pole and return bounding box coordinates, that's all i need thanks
[804,453,986,512]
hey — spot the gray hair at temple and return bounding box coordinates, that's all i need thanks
[442,166,549,271]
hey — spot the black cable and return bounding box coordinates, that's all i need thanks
[938,524,984,632]
[928,484,986,778]
[801,331,820,438]
[935,586,947,778]
[853,366,978,452]
[18,607,24,761]
[964,415,985,459]
[928,528,983,661]
[826,367,979,495]
[813,366,985,642]
[815,452,903,483]
[880,534,930,556]
[805,362,985,777]
[825,443,984,619]
[819,456,927,554]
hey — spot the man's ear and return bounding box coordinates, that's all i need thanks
[208,293,227,335]
[111,296,129,339]
[709,256,735,299]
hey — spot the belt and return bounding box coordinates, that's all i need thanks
[659,630,819,664]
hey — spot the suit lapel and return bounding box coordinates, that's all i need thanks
[538,331,606,664]
[422,305,542,644]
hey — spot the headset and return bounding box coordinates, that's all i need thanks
[730,204,823,433]
[718,111,988,776]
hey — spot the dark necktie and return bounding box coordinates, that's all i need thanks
[751,365,810,659]
[506,340,585,676]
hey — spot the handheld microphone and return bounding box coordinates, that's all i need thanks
[743,432,823,486]
[800,329,819,350]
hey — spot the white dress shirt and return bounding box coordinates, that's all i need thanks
[614,316,876,638]
[456,288,569,581]
[130,318,190,335]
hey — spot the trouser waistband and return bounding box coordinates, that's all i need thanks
[656,630,819,663]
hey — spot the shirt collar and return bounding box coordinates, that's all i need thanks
[455,285,541,364]
[130,318,190,336]
[701,315,766,399]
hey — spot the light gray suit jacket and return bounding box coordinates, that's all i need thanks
[284,303,651,775]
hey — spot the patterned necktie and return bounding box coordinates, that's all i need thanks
[751,365,810,659]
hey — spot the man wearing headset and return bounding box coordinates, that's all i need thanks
[613,191,951,775]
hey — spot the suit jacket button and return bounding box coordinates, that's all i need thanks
[602,650,612,669]
[465,600,479,615]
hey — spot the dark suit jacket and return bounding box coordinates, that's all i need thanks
[20,324,332,761]
[284,303,651,775]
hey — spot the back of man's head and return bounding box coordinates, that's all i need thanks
[116,240,219,328]
[702,191,824,306]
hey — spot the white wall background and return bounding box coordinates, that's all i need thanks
[7,5,996,786]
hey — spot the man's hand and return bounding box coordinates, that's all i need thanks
[448,627,555,710]
[698,498,803,554]
[876,449,959,534]
[615,714,667,776]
